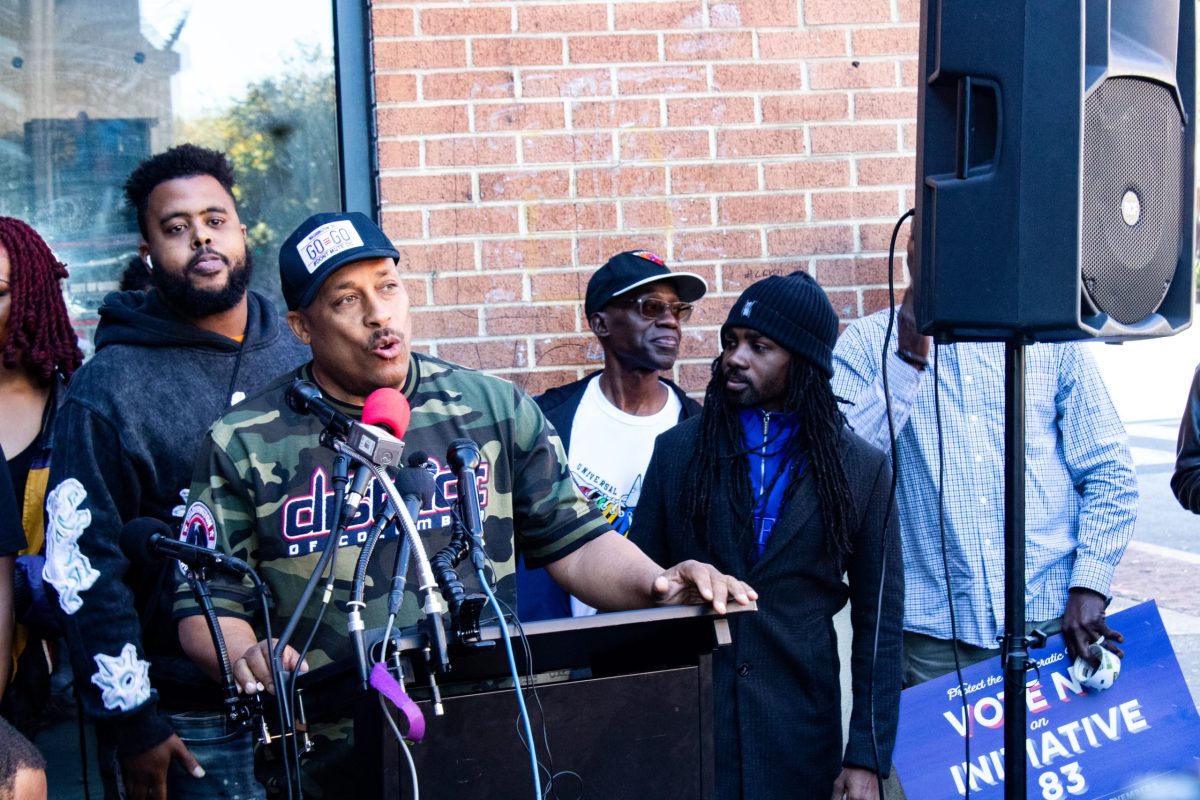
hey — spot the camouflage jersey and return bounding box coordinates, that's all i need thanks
[173,353,609,674]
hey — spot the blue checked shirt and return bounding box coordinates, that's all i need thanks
[831,310,1137,649]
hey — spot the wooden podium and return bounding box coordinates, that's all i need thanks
[353,603,752,799]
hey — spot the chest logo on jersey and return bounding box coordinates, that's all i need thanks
[280,459,491,557]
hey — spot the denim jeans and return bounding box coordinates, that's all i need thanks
[168,711,264,800]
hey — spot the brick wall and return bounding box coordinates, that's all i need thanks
[372,0,918,396]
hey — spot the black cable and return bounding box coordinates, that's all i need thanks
[868,206,914,797]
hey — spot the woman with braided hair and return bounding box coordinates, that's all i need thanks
[0,217,83,735]
[631,271,904,800]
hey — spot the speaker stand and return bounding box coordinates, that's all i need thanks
[1001,339,1046,798]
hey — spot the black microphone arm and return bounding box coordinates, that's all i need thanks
[148,533,255,577]
[447,439,488,571]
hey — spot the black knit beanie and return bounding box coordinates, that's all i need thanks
[721,271,839,378]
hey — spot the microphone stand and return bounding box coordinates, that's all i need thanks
[185,567,245,734]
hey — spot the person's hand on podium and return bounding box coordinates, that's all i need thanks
[830,765,879,800]
[651,559,757,614]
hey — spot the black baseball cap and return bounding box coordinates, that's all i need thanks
[584,250,707,316]
[280,212,400,311]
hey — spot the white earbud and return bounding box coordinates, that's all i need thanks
[144,254,153,271]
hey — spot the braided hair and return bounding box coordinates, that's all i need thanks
[0,218,83,382]
[684,352,856,562]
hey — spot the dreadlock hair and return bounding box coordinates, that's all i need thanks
[0,217,83,383]
[123,144,236,238]
[684,353,857,563]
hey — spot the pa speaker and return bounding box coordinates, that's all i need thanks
[914,0,1196,342]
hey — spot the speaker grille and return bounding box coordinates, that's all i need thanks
[1081,77,1184,325]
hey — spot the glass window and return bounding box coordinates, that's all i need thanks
[0,0,340,343]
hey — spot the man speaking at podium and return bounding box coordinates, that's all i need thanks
[173,211,756,795]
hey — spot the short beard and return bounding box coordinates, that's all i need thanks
[151,248,253,318]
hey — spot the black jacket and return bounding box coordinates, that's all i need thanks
[516,372,700,620]
[629,416,903,800]
[1173,363,1200,512]
[47,289,309,755]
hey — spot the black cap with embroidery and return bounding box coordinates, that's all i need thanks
[722,271,839,378]
[584,250,707,316]
[280,212,399,311]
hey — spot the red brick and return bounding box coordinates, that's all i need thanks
[522,132,613,164]
[763,160,851,190]
[679,328,718,359]
[402,277,430,306]
[571,99,661,130]
[433,273,525,305]
[902,121,917,149]
[861,288,895,315]
[438,340,529,371]
[716,128,806,158]
[708,0,799,28]
[616,1,705,30]
[373,7,414,37]
[500,369,583,397]
[671,163,759,194]
[376,74,417,103]
[530,270,590,302]
[535,336,596,367]
[420,7,511,36]
[519,68,613,98]
[376,40,466,70]
[718,195,807,225]
[810,124,898,154]
[616,65,708,95]
[381,173,473,205]
[900,58,919,87]
[429,206,520,237]
[396,241,477,273]
[485,304,578,335]
[713,64,805,92]
[761,93,849,123]
[826,289,861,320]
[474,102,567,132]
[857,155,915,186]
[377,104,470,136]
[759,30,848,59]
[411,307,480,338]
[378,140,420,169]
[805,0,891,24]
[667,96,756,126]
[526,202,617,233]
[426,136,518,167]
[814,256,891,288]
[665,31,753,61]
[861,221,912,252]
[687,293,739,326]
[809,60,896,90]
[673,229,761,261]
[619,129,711,161]
[380,210,423,240]
[852,26,919,55]
[576,233,669,266]
[767,225,855,255]
[623,197,712,229]
[677,362,715,394]
[855,90,917,120]
[423,70,515,101]
[811,190,900,220]
[483,238,575,270]
[898,0,920,23]
[576,166,666,197]
[479,169,571,202]
[473,37,563,67]
[518,4,608,32]
[721,261,800,293]
[569,34,660,64]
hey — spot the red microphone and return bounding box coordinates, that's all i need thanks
[362,387,411,439]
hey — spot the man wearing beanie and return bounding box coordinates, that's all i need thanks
[631,271,903,800]
[175,212,756,795]
[518,249,707,620]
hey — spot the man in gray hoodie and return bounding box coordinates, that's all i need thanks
[46,144,308,799]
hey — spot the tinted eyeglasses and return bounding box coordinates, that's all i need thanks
[614,296,695,322]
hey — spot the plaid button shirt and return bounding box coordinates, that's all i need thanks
[832,310,1137,648]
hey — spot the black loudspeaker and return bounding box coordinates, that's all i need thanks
[915,0,1196,342]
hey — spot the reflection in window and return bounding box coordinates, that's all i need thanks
[0,0,339,341]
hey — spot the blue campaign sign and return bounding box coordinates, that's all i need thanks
[893,601,1200,798]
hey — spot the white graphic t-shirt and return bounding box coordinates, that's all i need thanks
[567,377,682,616]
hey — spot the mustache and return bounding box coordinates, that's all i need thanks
[366,329,404,350]
[187,247,229,271]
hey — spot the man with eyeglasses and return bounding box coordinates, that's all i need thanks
[518,250,708,620]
